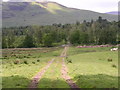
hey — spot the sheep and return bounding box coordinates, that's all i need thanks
[110,48,118,51]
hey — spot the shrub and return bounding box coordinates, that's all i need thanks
[28,54,32,56]
[24,60,28,64]
[11,75,14,77]
[67,59,72,64]
[24,56,29,58]
[4,55,7,57]
[4,56,8,59]
[16,84,20,86]
[37,59,40,62]
[107,58,112,62]
[24,56,27,58]
[112,64,117,68]
[32,62,35,64]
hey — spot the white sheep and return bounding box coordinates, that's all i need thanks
[110,48,118,51]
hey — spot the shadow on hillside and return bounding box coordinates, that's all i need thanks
[2,74,119,89]
[73,74,118,88]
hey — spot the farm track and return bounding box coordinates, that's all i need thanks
[61,47,79,89]
[29,46,79,89]
[28,58,55,89]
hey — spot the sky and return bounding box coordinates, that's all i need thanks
[2,0,119,13]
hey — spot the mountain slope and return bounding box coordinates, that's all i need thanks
[2,1,118,27]
[105,11,120,15]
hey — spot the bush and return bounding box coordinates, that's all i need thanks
[66,59,72,64]
[17,56,23,59]
[16,84,20,86]
[24,60,28,64]
[112,64,117,68]
[37,59,40,62]
[32,62,35,64]
[28,54,32,56]
[107,58,112,62]
[4,55,7,57]
[24,56,29,58]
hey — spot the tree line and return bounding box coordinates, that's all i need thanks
[2,16,120,48]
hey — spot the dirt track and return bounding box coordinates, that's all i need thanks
[28,58,55,89]
[61,47,79,89]
[29,46,79,89]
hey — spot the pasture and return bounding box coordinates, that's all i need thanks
[2,47,63,88]
[66,46,118,88]
[1,46,118,88]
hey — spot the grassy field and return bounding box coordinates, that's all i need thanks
[2,47,63,88]
[65,46,118,88]
[38,57,70,88]
[2,46,118,88]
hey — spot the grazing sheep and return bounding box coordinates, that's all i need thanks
[110,48,118,51]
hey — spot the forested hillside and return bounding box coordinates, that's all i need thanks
[2,16,119,48]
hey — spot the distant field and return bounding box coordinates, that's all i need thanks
[66,46,118,88]
[2,46,118,88]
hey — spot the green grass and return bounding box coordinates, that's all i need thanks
[67,46,115,56]
[66,47,118,88]
[38,57,70,88]
[2,47,63,88]
[2,46,118,88]
[2,57,53,88]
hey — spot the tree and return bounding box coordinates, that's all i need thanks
[22,35,35,48]
[2,36,7,48]
[6,30,15,48]
[33,29,43,47]
[69,30,80,45]
[2,17,118,48]
[80,32,89,44]
[42,33,53,47]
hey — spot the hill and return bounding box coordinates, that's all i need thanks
[2,1,118,27]
[105,11,120,15]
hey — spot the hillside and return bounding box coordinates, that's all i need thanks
[105,11,120,15]
[2,1,118,27]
